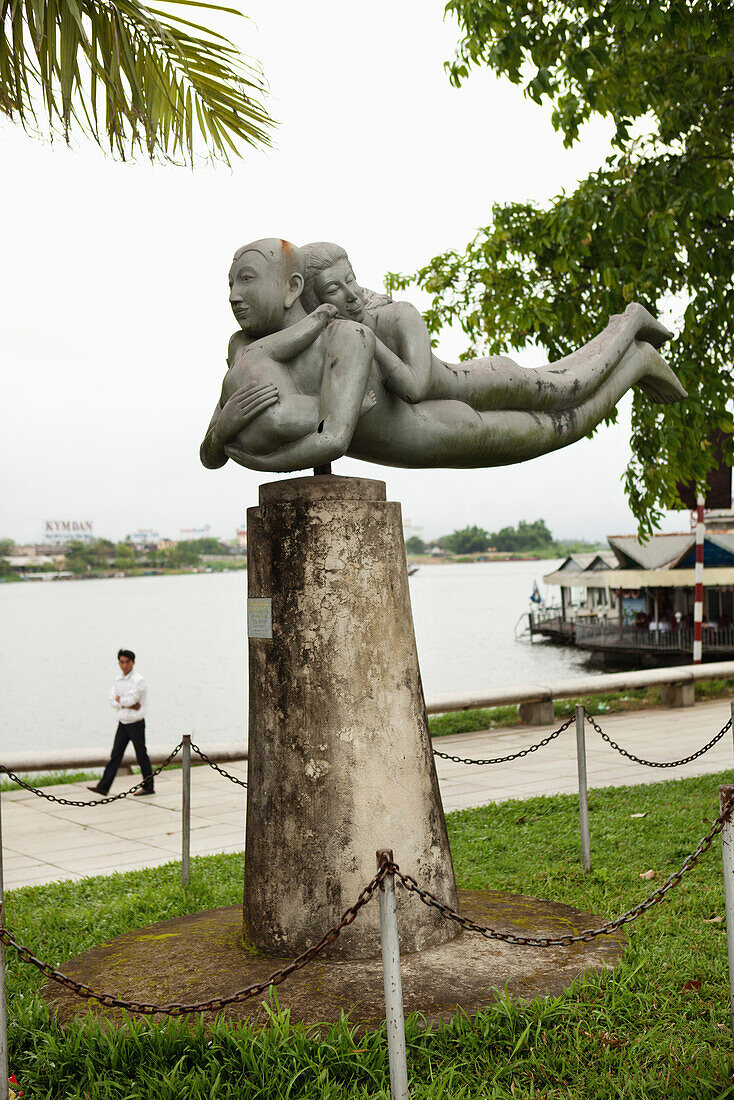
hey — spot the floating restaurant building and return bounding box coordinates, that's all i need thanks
[531,514,734,666]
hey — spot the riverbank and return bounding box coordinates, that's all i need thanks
[3,559,247,582]
[407,550,563,565]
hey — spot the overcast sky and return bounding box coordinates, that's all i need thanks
[0,0,691,545]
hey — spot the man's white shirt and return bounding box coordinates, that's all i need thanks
[110,669,147,723]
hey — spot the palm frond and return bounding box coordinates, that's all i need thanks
[0,0,274,163]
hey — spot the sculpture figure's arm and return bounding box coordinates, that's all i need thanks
[372,301,434,403]
[200,400,228,469]
[200,382,280,469]
[225,321,376,473]
[249,303,339,362]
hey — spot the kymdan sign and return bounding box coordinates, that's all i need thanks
[44,520,94,542]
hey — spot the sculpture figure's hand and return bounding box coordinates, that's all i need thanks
[215,382,279,445]
[312,303,339,325]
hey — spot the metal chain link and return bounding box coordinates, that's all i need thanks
[584,708,732,769]
[432,715,575,765]
[190,743,247,787]
[392,794,734,947]
[0,864,388,1016]
[0,743,183,807]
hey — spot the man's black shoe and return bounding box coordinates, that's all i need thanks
[86,785,105,795]
[133,788,155,796]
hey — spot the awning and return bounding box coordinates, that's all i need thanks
[542,567,734,589]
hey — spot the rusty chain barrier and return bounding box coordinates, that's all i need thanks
[1,797,733,1017]
[432,707,733,770]
[0,865,388,1016]
[0,743,184,806]
[391,793,734,947]
[3,704,730,802]
[0,740,249,803]
[584,707,732,769]
[190,743,247,788]
[432,714,575,765]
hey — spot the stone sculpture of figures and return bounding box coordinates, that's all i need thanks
[200,238,686,474]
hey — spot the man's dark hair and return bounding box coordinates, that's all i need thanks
[117,648,136,662]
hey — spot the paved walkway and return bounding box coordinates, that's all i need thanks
[3,698,732,891]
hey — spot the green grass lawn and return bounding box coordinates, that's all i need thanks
[4,771,734,1098]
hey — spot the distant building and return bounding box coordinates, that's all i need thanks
[180,525,211,537]
[403,518,424,543]
[156,539,177,551]
[127,529,159,549]
[8,544,65,562]
[531,522,734,665]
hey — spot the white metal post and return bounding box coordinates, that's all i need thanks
[376,850,409,1100]
[575,705,591,872]
[0,783,9,1100]
[182,735,191,886]
[719,785,734,1045]
[693,494,705,664]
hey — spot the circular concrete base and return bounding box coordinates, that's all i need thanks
[43,891,625,1029]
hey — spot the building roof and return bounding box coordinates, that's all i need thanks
[675,532,734,568]
[607,532,734,570]
[607,534,694,570]
[544,531,734,588]
[554,551,616,573]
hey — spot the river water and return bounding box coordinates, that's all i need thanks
[1,561,596,755]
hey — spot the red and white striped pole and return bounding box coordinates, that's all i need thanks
[693,493,705,664]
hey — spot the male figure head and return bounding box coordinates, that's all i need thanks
[229,238,307,338]
[117,648,135,675]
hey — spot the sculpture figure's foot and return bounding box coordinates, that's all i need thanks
[633,341,688,404]
[623,302,674,348]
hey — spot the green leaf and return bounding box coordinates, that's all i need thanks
[1,0,276,162]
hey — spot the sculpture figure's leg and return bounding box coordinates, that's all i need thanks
[466,340,684,465]
[351,339,685,470]
[434,303,681,411]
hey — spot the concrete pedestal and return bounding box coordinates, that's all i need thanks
[518,699,555,726]
[244,475,458,959]
[661,682,695,708]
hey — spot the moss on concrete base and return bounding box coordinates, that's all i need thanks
[43,889,625,1029]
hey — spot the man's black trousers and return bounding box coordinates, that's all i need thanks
[98,719,153,794]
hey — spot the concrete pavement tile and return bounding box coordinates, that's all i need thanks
[45,837,156,862]
[192,806,246,823]
[442,793,494,810]
[52,846,166,873]
[7,829,103,857]
[1,790,43,803]
[86,817,192,842]
[73,852,180,876]
[2,853,49,869]
[154,827,243,853]
[6,868,85,889]
[191,843,243,858]
[98,857,182,876]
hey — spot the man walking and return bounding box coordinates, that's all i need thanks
[88,649,154,796]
